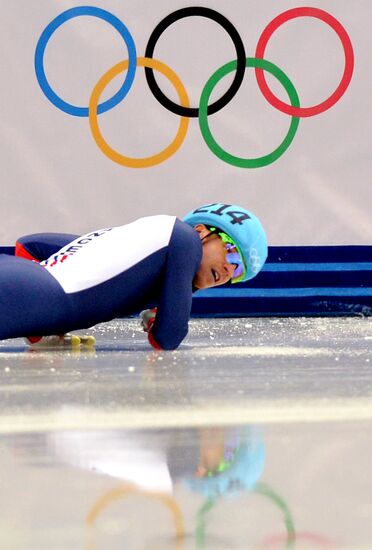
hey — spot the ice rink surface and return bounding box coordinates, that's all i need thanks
[0,317,371,549]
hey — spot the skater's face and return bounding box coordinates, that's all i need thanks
[193,224,236,289]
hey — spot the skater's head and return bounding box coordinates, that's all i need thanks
[184,202,268,289]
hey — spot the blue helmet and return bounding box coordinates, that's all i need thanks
[183,203,268,282]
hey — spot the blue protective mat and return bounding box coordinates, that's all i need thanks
[192,245,372,317]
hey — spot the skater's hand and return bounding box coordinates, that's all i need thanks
[140,308,157,332]
[140,308,163,350]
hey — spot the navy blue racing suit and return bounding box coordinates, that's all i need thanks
[0,216,202,350]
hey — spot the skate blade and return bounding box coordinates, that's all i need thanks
[63,335,96,347]
[79,335,96,346]
[26,334,96,350]
[63,335,81,347]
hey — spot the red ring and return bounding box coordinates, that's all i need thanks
[261,531,337,548]
[255,7,354,117]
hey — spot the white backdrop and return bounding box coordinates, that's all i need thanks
[0,0,371,245]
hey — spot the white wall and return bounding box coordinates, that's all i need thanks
[0,0,371,245]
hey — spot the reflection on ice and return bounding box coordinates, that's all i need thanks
[0,318,371,548]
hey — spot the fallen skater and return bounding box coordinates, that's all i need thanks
[0,203,267,350]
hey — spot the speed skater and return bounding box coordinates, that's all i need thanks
[0,203,267,350]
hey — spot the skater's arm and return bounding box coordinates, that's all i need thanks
[149,221,202,350]
[15,233,79,262]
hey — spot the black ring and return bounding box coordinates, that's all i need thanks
[144,7,246,117]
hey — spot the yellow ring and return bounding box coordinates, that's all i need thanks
[85,482,185,549]
[89,57,190,168]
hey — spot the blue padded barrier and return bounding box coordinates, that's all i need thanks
[191,245,372,317]
[0,246,16,256]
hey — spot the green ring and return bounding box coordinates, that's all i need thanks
[199,57,300,168]
[195,482,296,549]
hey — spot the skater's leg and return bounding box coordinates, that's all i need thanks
[0,255,73,340]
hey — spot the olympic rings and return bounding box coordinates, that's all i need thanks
[34,6,137,117]
[255,7,354,117]
[144,7,246,117]
[35,5,354,168]
[89,57,190,168]
[199,57,300,168]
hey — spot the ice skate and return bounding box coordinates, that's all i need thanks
[25,334,95,348]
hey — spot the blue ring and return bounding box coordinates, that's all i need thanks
[34,6,137,117]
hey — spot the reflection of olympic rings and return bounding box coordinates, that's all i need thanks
[35,5,354,168]
[85,482,185,549]
[89,57,190,168]
[195,482,295,549]
[262,531,338,548]
[255,7,354,118]
[35,6,137,117]
[254,482,296,549]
